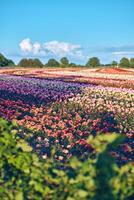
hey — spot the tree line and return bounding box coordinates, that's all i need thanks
[0,53,134,68]
[0,53,15,67]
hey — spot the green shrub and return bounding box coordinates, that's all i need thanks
[0,118,133,200]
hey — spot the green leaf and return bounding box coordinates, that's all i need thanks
[77,190,88,198]
[15,191,23,200]
[67,197,75,200]
[17,139,32,152]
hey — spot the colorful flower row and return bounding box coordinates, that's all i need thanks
[0,75,133,164]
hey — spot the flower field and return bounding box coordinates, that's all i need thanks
[0,74,134,165]
[1,67,134,89]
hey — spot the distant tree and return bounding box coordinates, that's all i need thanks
[111,61,118,67]
[68,62,77,67]
[18,59,28,67]
[0,53,15,67]
[86,57,100,67]
[77,64,84,68]
[45,58,60,67]
[130,58,134,68]
[119,57,130,68]
[60,57,69,67]
[31,59,43,67]
[18,58,43,68]
[8,59,15,66]
[103,64,111,67]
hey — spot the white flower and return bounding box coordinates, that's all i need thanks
[42,154,47,159]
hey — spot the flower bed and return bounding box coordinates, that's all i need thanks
[0,75,134,164]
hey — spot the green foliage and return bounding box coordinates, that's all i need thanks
[0,53,15,67]
[18,58,43,68]
[60,57,69,67]
[119,57,130,68]
[111,60,118,67]
[45,58,60,67]
[130,58,134,68]
[69,62,77,67]
[86,57,100,67]
[0,118,134,200]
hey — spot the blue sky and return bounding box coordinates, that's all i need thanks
[1,0,134,64]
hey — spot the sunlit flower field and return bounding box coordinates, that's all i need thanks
[0,71,133,165]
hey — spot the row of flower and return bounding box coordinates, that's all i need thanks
[1,68,134,89]
[0,75,133,164]
[0,75,89,105]
[73,77,134,89]
[1,67,134,80]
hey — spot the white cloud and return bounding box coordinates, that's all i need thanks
[19,38,33,52]
[19,39,42,55]
[33,42,41,54]
[112,51,134,55]
[43,40,81,56]
[19,38,83,59]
